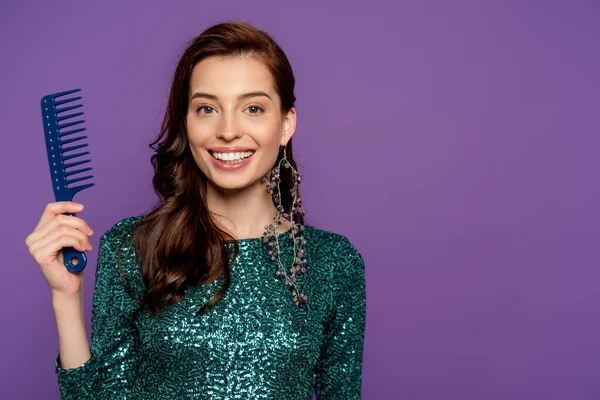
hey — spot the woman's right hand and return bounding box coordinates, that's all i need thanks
[25,202,94,297]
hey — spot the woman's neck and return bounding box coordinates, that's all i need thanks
[205,180,290,240]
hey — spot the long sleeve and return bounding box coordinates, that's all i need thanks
[54,228,140,399]
[313,237,367,399]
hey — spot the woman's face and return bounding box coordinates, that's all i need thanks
[186,55,296,192]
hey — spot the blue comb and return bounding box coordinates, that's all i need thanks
[41,88,95,273]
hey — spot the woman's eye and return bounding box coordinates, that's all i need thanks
[197,106,214,114]
[246,106,264,114]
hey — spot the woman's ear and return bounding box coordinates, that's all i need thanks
[280,107,297,146]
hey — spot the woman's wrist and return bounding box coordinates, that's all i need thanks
[52,288,90,369]
[52,289,83,310]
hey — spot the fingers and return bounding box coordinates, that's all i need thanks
[29,225,92,256]
[30,234,90,265]
[34,202,85,231]
[27,212,93,248]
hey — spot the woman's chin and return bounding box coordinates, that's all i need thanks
[206,175,264,192]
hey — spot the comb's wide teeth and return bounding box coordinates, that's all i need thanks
[63,151,90,161]
[64,167,93,177]
[58,120,85,130]
[42,88,96,196]
[59,127,86,138]
[57,112,84,122]
[51,88,81,98]
[54,96,82,106]
[66,175,94,185]
[60,135,87,145]
[64,159,91,169]
[68,182,95,191]
[61,143,89,153]
[56,104,83,114]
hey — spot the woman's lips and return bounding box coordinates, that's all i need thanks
[209,151,255,171]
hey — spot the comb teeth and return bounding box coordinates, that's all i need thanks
[54,96,82,106]
[64,159,91,169]
[64,167,92,177]
[49,88,81,98]
[59,127,87,138]
[41,88,95,201]
[58,120,85,130]
[61,143,89,153]
[67,182,95,192]
[66,175,94,185]
[57,112,84,122]
[63,151,90,161]
[56,104,83,114]
[60,135,88,145]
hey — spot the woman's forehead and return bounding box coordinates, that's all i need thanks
[189,56,276,96]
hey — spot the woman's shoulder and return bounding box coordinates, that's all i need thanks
[101,214,147,241]
[97,214,147,257]
[303,224,364,263]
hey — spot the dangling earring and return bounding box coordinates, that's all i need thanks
[261,146,308,306]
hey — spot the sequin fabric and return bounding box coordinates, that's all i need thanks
[54,215,366,399]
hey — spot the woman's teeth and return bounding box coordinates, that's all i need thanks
[211,151,254,163]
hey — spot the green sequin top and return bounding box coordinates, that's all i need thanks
[54,215,366,399]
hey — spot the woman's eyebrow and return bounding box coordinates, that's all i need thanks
[190,91,272,102]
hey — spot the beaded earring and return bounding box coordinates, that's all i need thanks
[261,146,308,306]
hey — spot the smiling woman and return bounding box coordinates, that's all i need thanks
[42,21,366,400]
[185,56,294,191]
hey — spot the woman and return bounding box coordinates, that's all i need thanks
[26,21,366,399]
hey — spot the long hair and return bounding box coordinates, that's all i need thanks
[120,21,302,317]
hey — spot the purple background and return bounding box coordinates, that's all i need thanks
[1,1,599,398]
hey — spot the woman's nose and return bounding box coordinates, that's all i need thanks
[216,114,242,141]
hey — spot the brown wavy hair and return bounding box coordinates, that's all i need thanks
[119,21,302,317]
